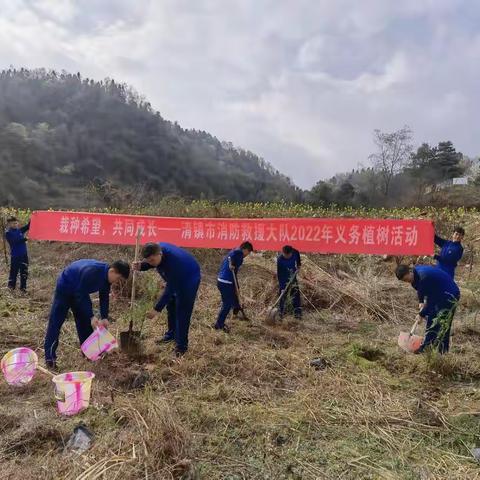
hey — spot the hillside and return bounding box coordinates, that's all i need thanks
[0,68,301,208]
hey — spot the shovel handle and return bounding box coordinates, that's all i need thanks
[130,229,142,311]
[128,229,142,333]
[410,316,421,336]
[232,270,242,306]
[272,272,298,308]
[0,215,9,267]
[232,271,250,320]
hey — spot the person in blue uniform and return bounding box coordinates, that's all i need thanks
[44,259,130,368]
[277,245,302,319]
[5,216,30,292]
[214,241,253,332]
[433,226,464,278]
[395,264,460,354]
[134,242,201,356]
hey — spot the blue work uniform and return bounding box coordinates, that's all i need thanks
[5,222,30,290]
[412,265,460,354]
[277,249,302,318]
[215,248,244,328]
[44,260,111,362]
[140,243,201,353]
[434,234,463,278]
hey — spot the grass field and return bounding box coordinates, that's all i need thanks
[1,204,480,479]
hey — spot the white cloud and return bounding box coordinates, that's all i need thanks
[30,0,78,23]
[0,0,479,188]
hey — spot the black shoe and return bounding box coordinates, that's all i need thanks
[46,360,58,371]
[174,348,187,357]
[212,323,230,333]
[156,333,175,345]
[235,310,249,321]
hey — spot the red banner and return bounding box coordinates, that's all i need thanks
[29,211,434,255]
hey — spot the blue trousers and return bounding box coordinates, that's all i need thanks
[8,255,28,290]
[168,277,200,352]
[418,302,458,354]
[279,281,302,318]
[163,296,177,339]
[44,291,93,362]
[215,281,240,328]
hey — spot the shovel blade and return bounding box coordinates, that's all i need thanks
[266,307,280,324]
[119,331,142,355]
[397,332,423,353]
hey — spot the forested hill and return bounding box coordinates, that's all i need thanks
[0,68,301,208]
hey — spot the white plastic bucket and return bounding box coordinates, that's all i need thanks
[1,347,38,386]
[81,326,118,361]
[52,371,95,416]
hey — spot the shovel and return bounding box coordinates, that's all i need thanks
[232,270,249,321]
[266,272,298,323]
[398,316,423,353]
[120,229,142,355]
[0,215,8,267]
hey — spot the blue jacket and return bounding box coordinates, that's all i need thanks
[412,265,460,318]
[218,248,244,284]
[5,222,30,257]
[140,243,201,312]
[434,234,463,278]
[277,249,301,287]
[56,259,111,320]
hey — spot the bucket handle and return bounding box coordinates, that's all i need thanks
[37,365,55,377]
[54,385,66,402]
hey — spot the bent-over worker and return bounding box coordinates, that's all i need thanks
[134,242,201,356]
[396,264,460,354]
[44,259,130,369]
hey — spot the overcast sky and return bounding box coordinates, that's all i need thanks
[1,0,479,188]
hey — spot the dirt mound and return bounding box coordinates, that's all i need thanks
[233,254,416,327]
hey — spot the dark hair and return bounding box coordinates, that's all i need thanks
[240,241,253,252]
[7,216,17,223]
[454,226,465,236]
[395,264,411,280]
[111,260,130,279]
[142,242,162,259]
[282,245,294,255]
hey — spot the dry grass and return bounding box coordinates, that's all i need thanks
[0,240,480,479]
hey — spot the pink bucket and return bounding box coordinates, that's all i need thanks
[1,348,38,386]
[52,371,95,416]
[81,326,118,361]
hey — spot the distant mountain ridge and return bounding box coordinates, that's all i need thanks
[0,68,301,208]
